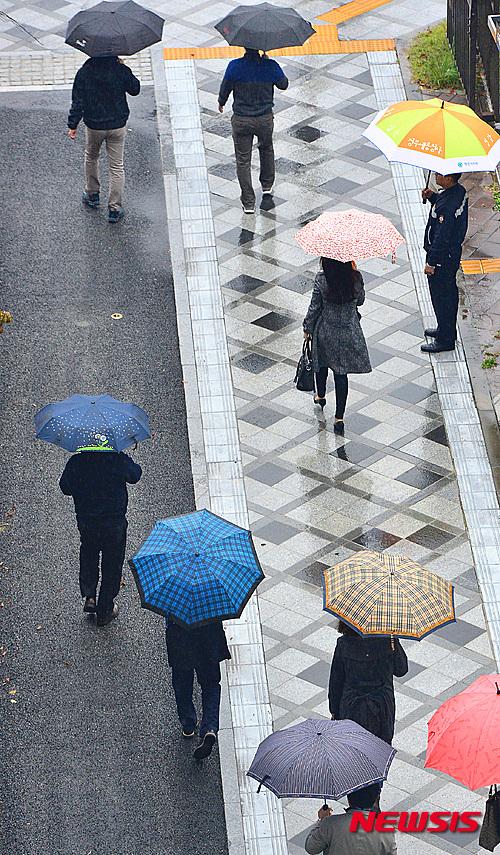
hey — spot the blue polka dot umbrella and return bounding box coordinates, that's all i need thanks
[129,509,264,625]
[34,393,150,453]
[247,719,396,800]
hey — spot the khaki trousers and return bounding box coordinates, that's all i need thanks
[84,125,127,211]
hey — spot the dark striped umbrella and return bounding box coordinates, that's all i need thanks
[247,719,395,800]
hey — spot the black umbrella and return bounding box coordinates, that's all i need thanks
[214,2,314,52]
[65,0,164,57]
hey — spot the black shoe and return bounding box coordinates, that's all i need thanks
[96,603,119,626]
[420,342,455,353]
[333,419,344,434]
[424,327,438,337]
[83,597,97,614]
[193,731,216,760]
[82,191,100,209]
[182,727,195,738]
[108,207,125,224]
[314,396,326,410]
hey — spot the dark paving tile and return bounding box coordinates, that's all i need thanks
[226,274,267,294]
[396,467,443,489]
[336,102,375,120]
[408,524,455,550]
[234,352,275,373]
[293,560,329,588]
[433,619,483,645]
[351,70,373,85]
[455,567,479,591]
[320,176,361,195]
[274,157,305,175]
[298,660,331,688]
[288,125,323,143]
[281,272,316,294]
[209,162,237,180]
[331,442,375,464]
[353,528,401,549]
[254,520,301,545]
[259,194,285,211]
[204,121,233,138]
[199,77,221,95]
[222,227,255,246]
[241,406,284,428]
[347,144,380,162]
[36,0,68,9]
[252,310,298,331]
[290,829,309,850]
[424,425,449,446]
[397,660,425,682]
[391,382,432,404]
[437,828,480,849]
[250,462,291,486]
[344,413,379,435]
[365,347,393,368]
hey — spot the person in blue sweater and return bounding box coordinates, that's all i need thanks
[218,48,288,213]
[59,439,142,625]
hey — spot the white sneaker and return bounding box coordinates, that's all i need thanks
[243,206,255,214]
[262,186,274,196]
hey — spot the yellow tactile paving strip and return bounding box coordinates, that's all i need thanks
[318,0,393,23]
[163,0,395,60]
[461,258,500,274]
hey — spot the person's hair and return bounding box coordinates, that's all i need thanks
[450,172,462,183]
[320,257,357,303]
[347,784,381,810]
[244,48,262,60]
[337,620,358,636]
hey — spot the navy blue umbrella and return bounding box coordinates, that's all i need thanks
[129,509,264,625]
[247,719,396,800]
[34,393,150,453]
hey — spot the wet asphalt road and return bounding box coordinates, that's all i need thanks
[0,88,229,855]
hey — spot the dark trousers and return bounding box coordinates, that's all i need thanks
[231,113,274,208]
[171,661,221,737]
[315,369,349,418]
[77,517,127,617]
[427,264,459,348]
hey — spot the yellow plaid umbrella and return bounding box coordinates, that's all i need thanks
[323,551,455,639]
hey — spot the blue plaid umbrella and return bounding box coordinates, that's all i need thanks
[129,509,264,625]
[247,719,395,800]
[34,394,150,453]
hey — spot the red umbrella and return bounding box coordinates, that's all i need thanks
[425,675,500,789]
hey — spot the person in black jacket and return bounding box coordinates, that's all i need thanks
[67,56,140,223]
[165,619,231,760]
[328,621,408,746]
[59,441,142,625]
[421,173,468,353]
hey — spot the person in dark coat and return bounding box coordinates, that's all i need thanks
[59,440,142,625]
[218,48,288,213]
[67,56,141,223]
[421,172,468,353]
[303,258,371,432]
[328,621,408,745]
[166,619,231,760]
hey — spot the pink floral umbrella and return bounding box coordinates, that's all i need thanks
[294,209,405,262]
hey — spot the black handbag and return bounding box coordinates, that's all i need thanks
[294,339,315,392]
[479,787,500,851]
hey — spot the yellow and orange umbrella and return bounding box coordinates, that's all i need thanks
[363,97,500,174]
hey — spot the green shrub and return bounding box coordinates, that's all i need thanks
[408,22,463,91]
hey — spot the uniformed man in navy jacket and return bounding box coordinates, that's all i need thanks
[421,173,468,353]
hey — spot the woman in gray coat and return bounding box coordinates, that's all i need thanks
[303,257,371,432]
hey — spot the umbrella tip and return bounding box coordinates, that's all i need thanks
[441,100,445,109]
[496,681,500,695]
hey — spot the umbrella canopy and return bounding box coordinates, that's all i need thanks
[323,550,455,639]
[129,509,264,625]
[214,3,314,52]
[425,675,500,789]
[65,0,164,57]
[363,97,500,174]
[247,718,395,799]
[294,210,405,263]
[34,393,150,453]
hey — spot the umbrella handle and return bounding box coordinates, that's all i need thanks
[423,170,430,205]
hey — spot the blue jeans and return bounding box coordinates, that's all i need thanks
[171,662,221,736]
